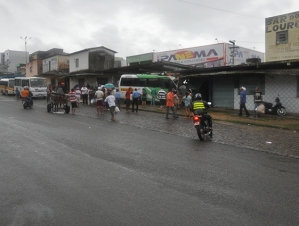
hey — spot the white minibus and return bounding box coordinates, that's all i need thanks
[14,77,47,98]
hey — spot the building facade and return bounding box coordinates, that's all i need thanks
[0,50,28,74]
[68,46,117,89]
[181,61,299,114]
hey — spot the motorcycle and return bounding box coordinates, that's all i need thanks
[192,102,212,141]
[263,96,286,116]
[22,97,33,109]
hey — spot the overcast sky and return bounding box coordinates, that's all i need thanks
[1,0,298,58]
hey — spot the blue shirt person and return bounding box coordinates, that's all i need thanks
[132,88,140,113]
[114,89,121,109]
[239,86,250,117]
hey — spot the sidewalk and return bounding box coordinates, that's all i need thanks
[134,105,299,131]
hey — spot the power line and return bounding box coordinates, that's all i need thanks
[177,0,263,19]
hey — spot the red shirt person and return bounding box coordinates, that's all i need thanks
[125,87,132,113]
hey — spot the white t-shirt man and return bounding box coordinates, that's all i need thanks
[105,95,116,107]
[81,86,88,95]
[94,89,104,100]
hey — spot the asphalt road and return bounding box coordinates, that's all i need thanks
[0,97,299,226]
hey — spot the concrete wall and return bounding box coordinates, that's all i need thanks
[26,60,42,77]
[69,51,89,73]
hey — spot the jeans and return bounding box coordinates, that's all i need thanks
[166,106,171,118]
[173,105,178,118]
[26,97,33,105]
[166,106,175,118]
[150,96,156,106]
[132,98,139,112]
[82,94,88,105]
[115,98,121,109]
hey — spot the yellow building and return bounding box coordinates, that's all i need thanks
[265,11,299,62]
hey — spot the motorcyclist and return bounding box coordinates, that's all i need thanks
[21,87,32,105]
[191,93,212,130]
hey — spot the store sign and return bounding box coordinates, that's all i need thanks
[153,44,224,66]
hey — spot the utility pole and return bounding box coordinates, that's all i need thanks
[20,36,31,64]
[228,40,239,66]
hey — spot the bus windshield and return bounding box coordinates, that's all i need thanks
[30,78,46,87]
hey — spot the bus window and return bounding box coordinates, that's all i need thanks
[131,78,139,86]
[138,78,146,87]
[161,79,170,89]
[148,78,159,88]
[30,78,46,87]
[15,79,21,86]
[121,78,133,86]
[22,80,29,87]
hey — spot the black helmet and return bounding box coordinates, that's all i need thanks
[195,93,202,100]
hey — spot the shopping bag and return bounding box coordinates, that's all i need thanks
[256,103,265,114]
[115,106,120,113]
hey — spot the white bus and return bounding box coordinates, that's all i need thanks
[118,74,177,102]
[14,77,47,98]
[0,78,15,95]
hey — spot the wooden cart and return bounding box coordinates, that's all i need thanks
[47,93,70,114]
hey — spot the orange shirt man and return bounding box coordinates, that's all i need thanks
[21,89,29,98]
[165,90,174,119]
[166,91,174,107]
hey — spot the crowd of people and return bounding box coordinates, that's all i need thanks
[44,83,215,124]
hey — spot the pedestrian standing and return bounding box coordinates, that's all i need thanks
[254,87,263,117]
[183,91,192,118]
[150,87,157,107]
[239,86,250,117]
[141,88,147,108]
[165,90,174,119]
[132,88,140,113]
[75,87,81,106]
[158,88,166,108]
[104,91,116,121]
[173,90,179,118]
[114,88,121,109]
[15,87,20,99]
[81,85,88,105]
[46,85,52,102]
[94,87,104,115]
[68,88,77,115]
[125,87,132,113]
